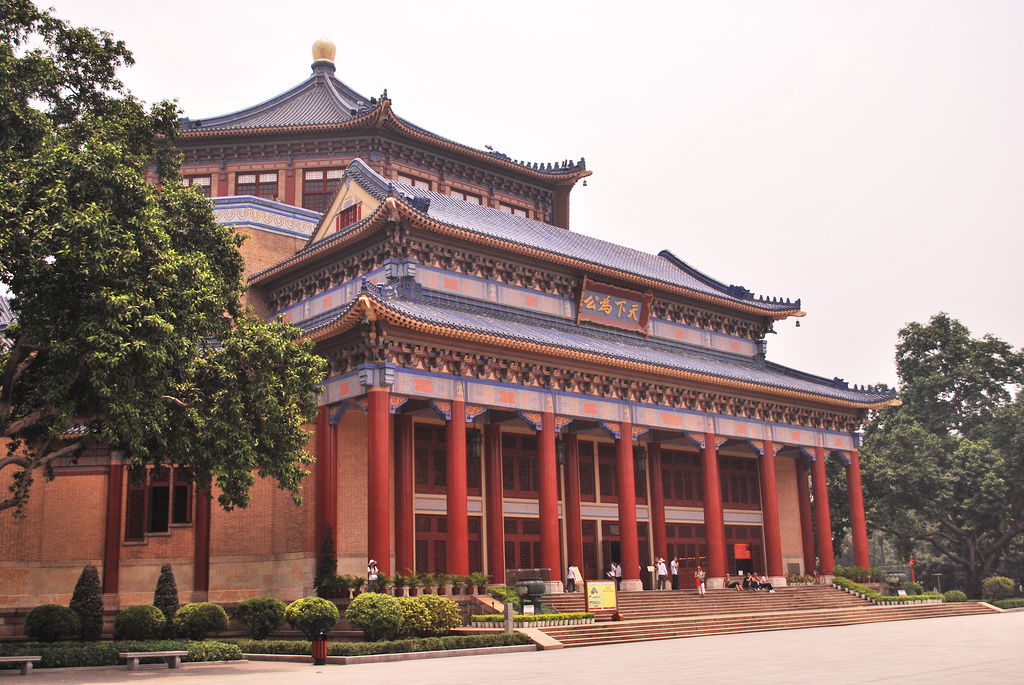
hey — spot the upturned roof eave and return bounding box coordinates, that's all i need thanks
[178,99,591,184]
[304,294,895,411]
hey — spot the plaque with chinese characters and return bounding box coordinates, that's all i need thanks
[577,277,653,334]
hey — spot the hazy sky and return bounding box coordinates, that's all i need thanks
[43,0,1024,389]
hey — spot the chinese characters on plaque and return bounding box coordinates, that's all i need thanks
[577,277,653,334]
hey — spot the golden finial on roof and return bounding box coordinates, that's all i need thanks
[312,38,336,64]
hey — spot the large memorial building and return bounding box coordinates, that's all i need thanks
[0,40,894,607]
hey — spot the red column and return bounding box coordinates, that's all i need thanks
[315,407,338,557]
[484,424,506,584]
[648,442,667,561]
[847,449,870,569]
[812,446,835,575]
[539,412,561,583]
[616,422,641,587]
[102,462,123,594]
[758,440,784,580]
[367,389,392,575]
[701,433,727,582]
[796,463,816,574]
[563,434,584,570]
[446,400,469,575]
[193,490,211,595]
[394,414,415,576]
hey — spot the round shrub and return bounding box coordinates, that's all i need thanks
[345,592,403,641]
[236,597,287,639]
[413,594,462,636]
[943,590,968,603]
[285,596,340,640]
[982,576,1016,601]
[173,602,229,639]
[399,597,433,637]
[24,604,80,642]
[113,604,165,640]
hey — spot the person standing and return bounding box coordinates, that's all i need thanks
[609,561,622,590]
[695,564,706,596]
[566,564,583,593]
[367,559,379,589]
[656,557,668,590]
[670,557,679,590]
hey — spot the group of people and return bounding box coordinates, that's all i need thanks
[724,571,775,592]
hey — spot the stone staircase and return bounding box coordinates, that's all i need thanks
[536,586,998,648]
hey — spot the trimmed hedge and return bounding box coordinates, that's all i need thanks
[114,605,165,640]
[23,605,79,642]
[285,596,340,640]
[236,597,287,639]
[173,602,229,639]
[943,590,968,603]
[411,594,462,636]
[232,632,532,657]
[471,612,595,623]
[345,593,403,641]
[833,577,943,603]
[0,640,241,669]
[992,598,1024,610]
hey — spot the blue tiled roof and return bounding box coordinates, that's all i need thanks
[341,160,798,312]
[304,287,890,405]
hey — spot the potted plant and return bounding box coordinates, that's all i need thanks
[405,572,423,596]
[439,573,455,595]
[392,573,408,596]
[420,572,437,595]
[454,574,470,595]
[468,572,490,595]
[347,574,366,599]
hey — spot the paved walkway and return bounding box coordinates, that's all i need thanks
[17,611,1022,684]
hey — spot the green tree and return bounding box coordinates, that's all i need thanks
[0,0,326,513]
[69,564,103,640]
[153,563,179,632]
[861,313,1024,596]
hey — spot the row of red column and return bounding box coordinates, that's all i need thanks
[327,389,870,585]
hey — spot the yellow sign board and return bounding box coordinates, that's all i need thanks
[586,580,617,610]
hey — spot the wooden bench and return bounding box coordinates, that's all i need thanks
[119,651,187,671]
[0,655,42,675]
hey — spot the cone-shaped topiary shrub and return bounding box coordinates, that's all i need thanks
[153,564,179,633]
[24,604,80,642]
[69,565,104,640]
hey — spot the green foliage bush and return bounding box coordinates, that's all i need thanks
[113,605,166,641]
[173,602,229,639]
[943,590,968,603]
[903,581,924,596]
[470,612,594,622]
[981,576,1016,601]
[235,597,287,639]
[345,592,404,641]
[0,641,241,669]
[993,598,1024,609]
[231,632,532,657]
[488,585,523,609]
[833,566,882,581]
[833,577,943,603]
[69,565,104,641]
[285,596,340,640]
[398,597,433,637]
[314,525,337,591]
[153,564,179,631]
[24,605,80,642]
[412,594,462,636]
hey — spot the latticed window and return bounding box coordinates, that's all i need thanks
[501,433,538,498]
[124,465,193,541]
[719,456,760,510]
[396,172,432,190]
[661,449,704,506]
[414,423,480,496]
[182,175,212,197]
[235,172,278,200]
[450,188,482,204]
[498,202,528,218]
[335,204,360,230]
[302,168,344,212]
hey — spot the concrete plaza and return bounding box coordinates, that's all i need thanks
[19,610,1021,684]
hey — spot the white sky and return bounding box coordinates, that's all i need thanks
[44,0,1024,389]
